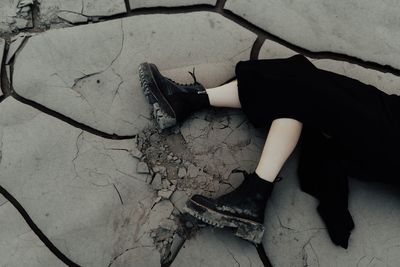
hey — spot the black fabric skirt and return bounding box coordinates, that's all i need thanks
[235,54,400,213]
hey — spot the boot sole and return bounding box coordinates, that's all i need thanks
[138,62,177,130]
[184,199,265,244]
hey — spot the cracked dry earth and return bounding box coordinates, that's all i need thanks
[1,0,400,266]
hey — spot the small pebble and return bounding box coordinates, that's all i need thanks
[162,179,171,189]
[177,167,187,178]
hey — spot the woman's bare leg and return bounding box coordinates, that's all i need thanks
[205,79,302,182]
[205,79,241,108]
[255,118,303,182]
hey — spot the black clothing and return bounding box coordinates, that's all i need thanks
[235,54,400,246]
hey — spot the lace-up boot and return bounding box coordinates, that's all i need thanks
[184,171,274,244]
[138,62,210,129]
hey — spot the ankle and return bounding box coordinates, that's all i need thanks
[248,172,274,194]
[254,169,276,183]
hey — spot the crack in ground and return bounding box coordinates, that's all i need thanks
[0,185,81,266]
[113,183,124,205]
[80,0,84,14]
[301,230,321,267]
[217,8,400,76]
[269,199,295,231]
[30,0,41,30]
[0,40,8,98]
[1,1,400,77]
[1,2,398,145]
[109,68,124,108]
[226,247,241,266]
[5,19,132,140]
[215,0,228,11]
[124,0,131,13]
[11,93,135,139]
[7,47,133,139]
[250,36,265,60]
[1,2,400,267]
[71,19,124,88]
[255,243,273,267]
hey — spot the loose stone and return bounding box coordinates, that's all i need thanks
[130,148,143,158]
[136,161,150,174]
[178,167,187,178]
[158,189,174,199]
[151,173,162,190]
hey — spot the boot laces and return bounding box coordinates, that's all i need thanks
[165,67,200,87]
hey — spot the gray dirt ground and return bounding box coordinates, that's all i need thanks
[1,1,400,266]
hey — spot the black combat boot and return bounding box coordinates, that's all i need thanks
[184,171,274,244]
[138,62,210,130]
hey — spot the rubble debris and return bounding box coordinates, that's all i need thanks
[133,101,266,262]
[152,165,167,176]
[0,0,33,34]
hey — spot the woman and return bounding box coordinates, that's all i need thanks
[138,54,400,248]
